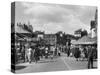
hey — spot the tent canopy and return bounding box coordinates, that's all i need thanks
[71,36,97,45]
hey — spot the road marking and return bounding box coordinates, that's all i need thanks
[61,57,71,70]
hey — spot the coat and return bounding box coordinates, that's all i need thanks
[74,48,81,58]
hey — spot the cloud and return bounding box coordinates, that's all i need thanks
[66,15,91,33]
[31,22,63,34]
[21,2,71,24]
[16,2,96,34]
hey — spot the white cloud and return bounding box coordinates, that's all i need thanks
[16,2,96,34]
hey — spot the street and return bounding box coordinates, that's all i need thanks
[15,53,97,73]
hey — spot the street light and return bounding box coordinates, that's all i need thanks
[59,33,63,46]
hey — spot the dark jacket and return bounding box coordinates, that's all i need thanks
[74,47,81,58]
[88,47,94,59]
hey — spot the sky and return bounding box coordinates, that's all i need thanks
[15,2,97,34]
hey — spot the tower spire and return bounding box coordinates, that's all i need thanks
[95,8,98,25]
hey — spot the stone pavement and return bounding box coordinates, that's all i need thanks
[15,53,97,73]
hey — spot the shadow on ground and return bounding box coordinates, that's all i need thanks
[15,65,27,70]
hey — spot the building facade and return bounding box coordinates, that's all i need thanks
[44,34,57,46]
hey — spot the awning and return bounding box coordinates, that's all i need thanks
[71,36,97,45]
[15,34,25,41]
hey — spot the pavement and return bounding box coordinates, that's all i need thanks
[15,53,97,73]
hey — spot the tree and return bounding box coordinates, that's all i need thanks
[23,24,33,33]
[81,30,88,37]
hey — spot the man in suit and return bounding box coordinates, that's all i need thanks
[87,46,95,69]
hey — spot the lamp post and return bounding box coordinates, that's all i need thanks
[60,33,63,46]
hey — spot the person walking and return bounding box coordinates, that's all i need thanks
[83,47,88,60]
[31,47,35,62]
[74,46,81,61]
[51,46,55,59]
[80,47,85,61]
[87,46,95,69]
[45,47,48,59]
[67,47,70,57]
[34,46,40,63]
[27,47,32,63]
[58,47,61,56]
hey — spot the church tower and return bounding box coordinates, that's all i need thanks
[90,8,97,38]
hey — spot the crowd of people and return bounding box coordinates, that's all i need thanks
[15,43,97,69]
[70,45,97,69]
[16,45,62,64]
